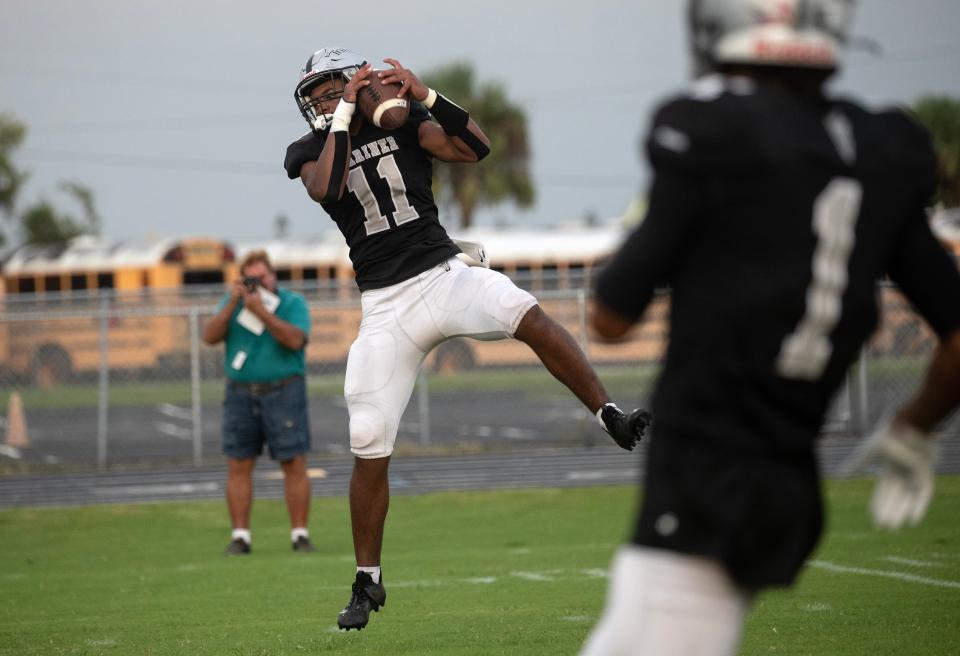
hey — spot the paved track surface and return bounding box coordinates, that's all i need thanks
[2,435,959,509]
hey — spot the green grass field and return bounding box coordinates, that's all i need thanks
[1,478,958,655]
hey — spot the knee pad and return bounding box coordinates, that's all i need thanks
[349,402,392,458]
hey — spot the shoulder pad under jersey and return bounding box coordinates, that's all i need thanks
[645,75,769,174]
[284,131,325,180]
[865,104,937,196]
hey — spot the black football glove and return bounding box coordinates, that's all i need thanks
[599,403,652,451]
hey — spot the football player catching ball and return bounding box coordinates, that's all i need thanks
[284,48,653,631]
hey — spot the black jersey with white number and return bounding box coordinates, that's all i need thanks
[596,75,960,454]
[284,103,459,291]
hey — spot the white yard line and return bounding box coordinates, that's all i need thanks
[511,571,555,582]
[580,568,609,579]
[880,556,939,568]
[91,482,219,497]
[156,403,192,421]
[154,421,191,440]
[810,560,960,589]
[566,469,638,482]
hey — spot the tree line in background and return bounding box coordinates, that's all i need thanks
[1,81,958,251]
[913,97,960,208]
[0,114,101,249]
[423,63,533,229]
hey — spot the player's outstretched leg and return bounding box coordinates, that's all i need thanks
[514,305,651,450]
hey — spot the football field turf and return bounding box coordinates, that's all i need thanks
[1,477,957,655]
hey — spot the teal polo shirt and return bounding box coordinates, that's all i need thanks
[217,287,311,382]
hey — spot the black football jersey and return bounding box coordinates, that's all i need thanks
[284,103,459,290]
[597,75,960,454]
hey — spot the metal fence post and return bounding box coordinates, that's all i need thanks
[576,289,593,445]
[576,289,590,357]
[189,308,203,466]
[417,369,431,448]
[96,298,109,469]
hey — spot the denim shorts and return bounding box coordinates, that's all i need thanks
[222,375,311,461]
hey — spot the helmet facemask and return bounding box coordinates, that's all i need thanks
[297,74,350,133]
[294,48,366,134]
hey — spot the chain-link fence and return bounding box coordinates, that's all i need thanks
[0,280,953,470]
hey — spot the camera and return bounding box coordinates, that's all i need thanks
[242,276,262,292]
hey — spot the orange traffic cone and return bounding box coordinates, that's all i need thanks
[5,391,29,449]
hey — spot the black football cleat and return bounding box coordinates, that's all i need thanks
[600,404,652,451]
[224,538,251,555]
[337,571,386,631]
[292,536,318,553]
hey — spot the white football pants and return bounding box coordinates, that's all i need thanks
[579,545,752,656]
[345,257,537,458]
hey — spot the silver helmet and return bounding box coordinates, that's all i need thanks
[688,0,856,76]
[295,48,367,133]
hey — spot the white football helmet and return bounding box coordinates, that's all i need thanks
[688,0,856,75]
[295,47,367,133]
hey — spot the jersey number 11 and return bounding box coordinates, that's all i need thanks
[347,154,421,236]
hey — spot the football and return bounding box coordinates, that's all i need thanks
[357,72,409,130]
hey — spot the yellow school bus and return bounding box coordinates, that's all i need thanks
[3,219,946,386]
[238,224,667,373]
[1,236,238,385]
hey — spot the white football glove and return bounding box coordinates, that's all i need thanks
[841,419,936,530]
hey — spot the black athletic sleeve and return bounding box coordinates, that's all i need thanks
[882,112,960,338]
[284,131,326,180]
[887,212,960,338]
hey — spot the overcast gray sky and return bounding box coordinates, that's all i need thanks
[2,0,959,244]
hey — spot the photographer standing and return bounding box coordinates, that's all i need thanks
[202,250,316,555]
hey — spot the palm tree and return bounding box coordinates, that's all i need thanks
[423,63,533,229]
[0,114,28,247]
[913,95,960,208]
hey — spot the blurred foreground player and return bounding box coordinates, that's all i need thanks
[284,48,652,631]
[582,1,960,654]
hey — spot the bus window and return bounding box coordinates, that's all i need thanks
[44,275,62,292]
[97,272,114,289]
[18,277,36,294]
[276,268,292,282]
[514,264,533,291]
[70,273,88,291]
[182,270,224,286]
[542,263,559,290]
[303,267,318,281]
[567,263,586,289]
